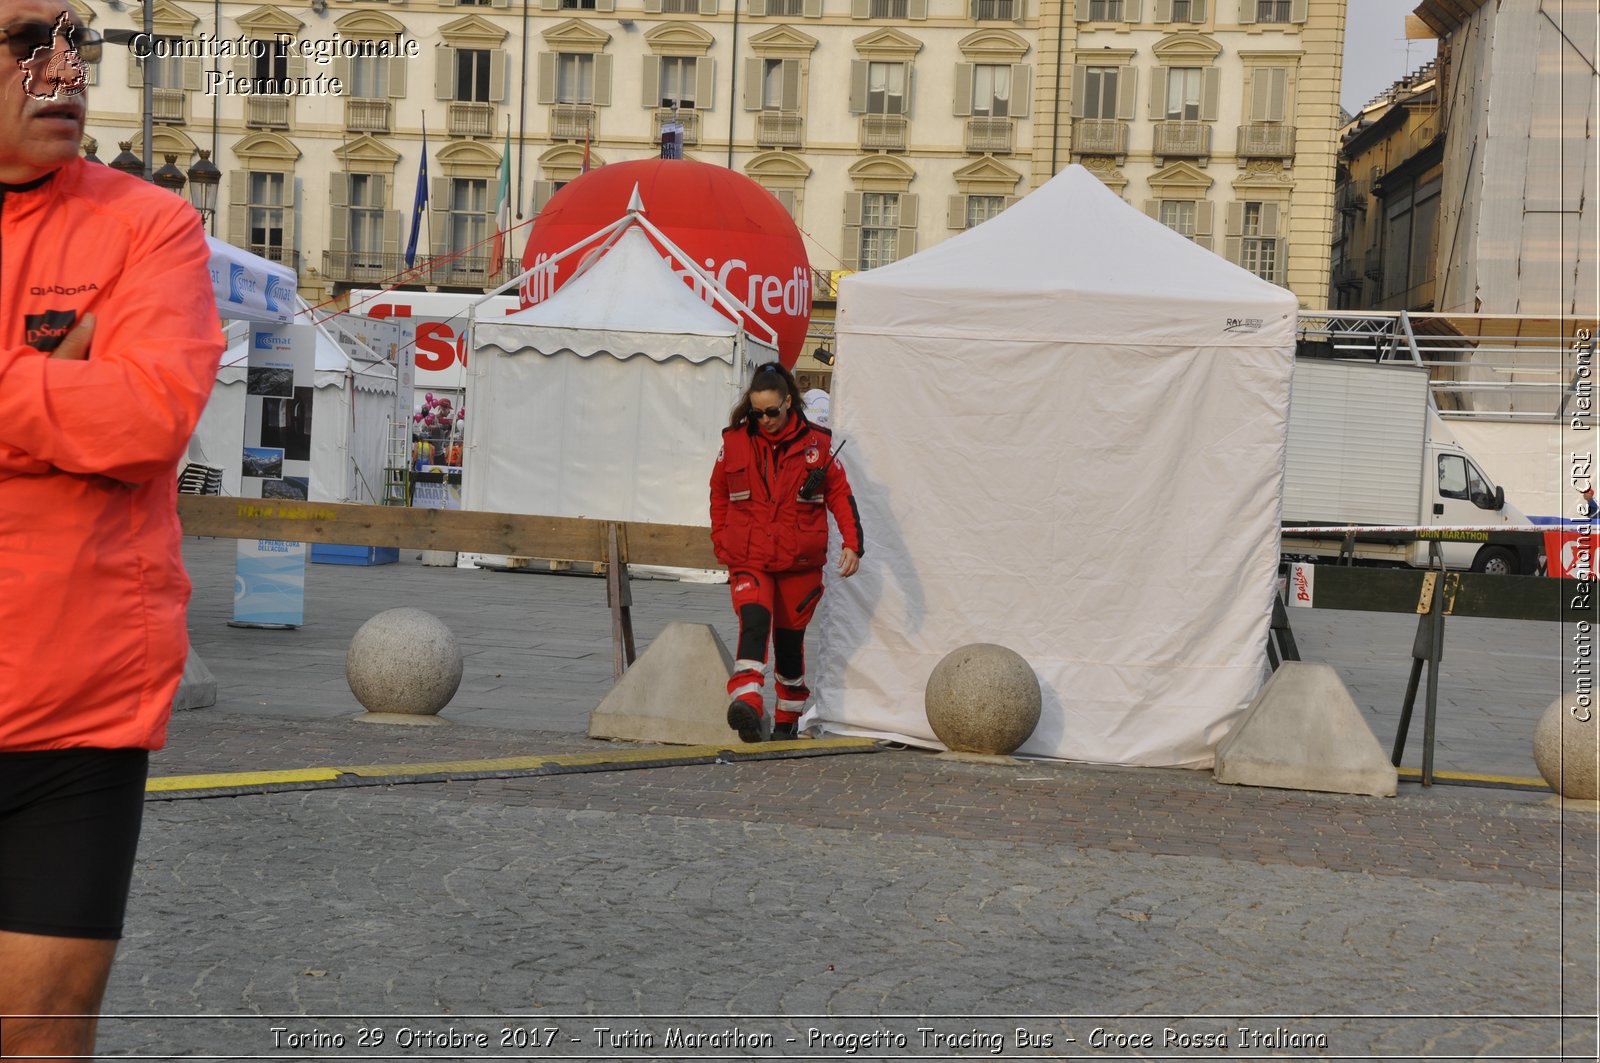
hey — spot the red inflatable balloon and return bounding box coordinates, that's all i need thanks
[518,158,811,368]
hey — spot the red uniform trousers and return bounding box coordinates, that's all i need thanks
[725,567,825,724]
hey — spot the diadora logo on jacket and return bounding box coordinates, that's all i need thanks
[25,309,78,352]
[30,283,98,296]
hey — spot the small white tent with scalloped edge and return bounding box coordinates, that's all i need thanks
[811,165,1299,768]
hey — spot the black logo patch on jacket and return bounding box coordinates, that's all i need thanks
[24,309,77,352]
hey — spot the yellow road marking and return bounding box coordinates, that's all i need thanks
[1397,766,1550,789]
[146,738,879,794]
[146,768,341,792]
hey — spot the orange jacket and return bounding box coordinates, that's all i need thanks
[0,158,223,751]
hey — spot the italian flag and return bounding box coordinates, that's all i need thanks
[491,127,511,277]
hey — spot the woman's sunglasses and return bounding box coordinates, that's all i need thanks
[0,20,102,64]
[751,405,785,420]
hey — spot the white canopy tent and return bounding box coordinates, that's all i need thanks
[205,236,297,324]
[466,223,778,527]
[812,165,1298,768]
[189,317,397,502]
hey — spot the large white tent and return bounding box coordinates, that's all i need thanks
[811,165,1298,768]
[467,224,778,527]
[189,320,397,502]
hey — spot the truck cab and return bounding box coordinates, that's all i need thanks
[1423,414,1535,574]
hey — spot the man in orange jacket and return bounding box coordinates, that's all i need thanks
[0,3,224,1056]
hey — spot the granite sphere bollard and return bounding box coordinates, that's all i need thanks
[346,608,463,724]
[925,643,1041,756]
[1533,694,1598,801]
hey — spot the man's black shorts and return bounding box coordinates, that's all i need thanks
[0,748,149,940]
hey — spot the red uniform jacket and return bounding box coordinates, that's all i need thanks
[0,158,224,751]
[709,412,864,573]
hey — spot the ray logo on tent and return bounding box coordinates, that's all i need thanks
[1224,317,1265,334]
[228,263,259,304]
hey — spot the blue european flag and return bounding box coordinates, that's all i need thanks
[405,129,429,269]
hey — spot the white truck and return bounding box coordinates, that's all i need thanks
[1280,358,1539,575]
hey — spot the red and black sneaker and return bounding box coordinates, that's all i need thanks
[726,699,766,743]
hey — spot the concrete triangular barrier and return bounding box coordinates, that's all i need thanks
[171,648,218,712]
[1214,662,1398,797]
[589,622,744,746]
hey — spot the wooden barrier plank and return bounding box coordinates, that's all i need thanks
[177,496,722,570]
[1296,565,1594,623]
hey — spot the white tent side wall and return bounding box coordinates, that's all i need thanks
[809,164,1298,769]
[191,369,355,501]
[464,348,738,526]
[811,333,1292,768]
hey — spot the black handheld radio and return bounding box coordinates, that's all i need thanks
[798,440,848,502]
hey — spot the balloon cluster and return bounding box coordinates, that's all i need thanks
[413,393,464,437]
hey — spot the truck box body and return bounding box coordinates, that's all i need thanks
[1283,360,1430,526]
[1280,359,1539,574]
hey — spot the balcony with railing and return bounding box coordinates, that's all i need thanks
[324,250,404,286]
[965,117,1013,154]
[1072,118,1127,157]
[1363,247,1384,280]
[860,114,908,151]
[1236,122,1295,161]
[152,88,185,123]
[246,95,290,129]
[1153,120,1210,160]
[1336,178,1368,214]
[248,244,294,267]
[551,104,597,141]
[653,109,700,147]
[346,98,392,133]
[756,112,804,148]
[427,255,518,288]
[448,101,495,138]
[323,251,518,288]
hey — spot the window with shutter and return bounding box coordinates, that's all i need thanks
[1088,0,1122,18]
[247,172,288,263]
[447,178,491,274]
[1255,0,1290,22]
[557,53,594,103]
[1240,201,1281,284]
[560,0,597,8]
[971,65,1011,117]
[1165,67,1201,120]
[1158,200,1196,237]
[349,174,386,269]
[456,49,491,101]
[251,40,288,93]
[859,192,899,269]
[965,194,1005,228]
[1083,67,1118,120]
[866,62,905,115]
[659,55,697,108]
[973,0,1015,18]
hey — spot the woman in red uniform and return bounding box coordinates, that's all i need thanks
[710,362,863,742]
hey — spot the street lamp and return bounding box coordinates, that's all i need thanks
[152,152,186,195]
[186,149,221,224]
[109,139,142,178]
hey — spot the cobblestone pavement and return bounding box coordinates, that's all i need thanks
[83,541,1600,1059]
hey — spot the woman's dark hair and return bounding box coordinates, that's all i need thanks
[728,361,806,428]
